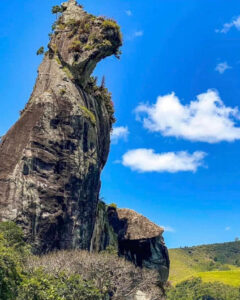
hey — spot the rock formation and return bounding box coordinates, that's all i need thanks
[91,203,170,283]
[0,0,121,253]
[0,0,169,287]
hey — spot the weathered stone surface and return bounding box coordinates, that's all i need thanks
[0,1,169,288]
[127,290,166,300]
[90,201,118,252]
[0,0,121,253]
[117,209,169,283]
[128,291,151,300]
[94,206,170,283]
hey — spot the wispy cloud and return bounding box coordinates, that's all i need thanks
[122,149,206,173]
[225,226,231,231]
[126,30,144,41]
[126,10,132,16]
[134,31,144,37]
[215,62,232,74]
[216,16,240,33]
[161,225,176,233]
[111,126,129,144]
[135,89,240,143]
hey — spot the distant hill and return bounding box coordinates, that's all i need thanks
[169,241,240,286]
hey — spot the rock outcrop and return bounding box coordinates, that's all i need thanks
[0,0,169,287]
[0,0,122,253]
[91,203,169,283]
[110,207,170,283]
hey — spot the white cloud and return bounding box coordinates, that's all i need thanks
[111,126,129,143]
[215,62,232,74]
[126,10,132,16]
[161,225,175,233]
[126,30,144,41]
[134,31,144,37]
[135,89,240,143]
[122,149,206,173]
[225,226,231,231]
[216,16,240,33]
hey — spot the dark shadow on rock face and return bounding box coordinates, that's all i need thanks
[107,206,170,282]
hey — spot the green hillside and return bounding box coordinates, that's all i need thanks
[169,241,240,286]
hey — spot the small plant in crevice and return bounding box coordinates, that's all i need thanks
[85,77,116,128]
[51,5,65,19]
[36,46,44,56]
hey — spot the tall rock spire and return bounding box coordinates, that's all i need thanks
[0,1,122,253]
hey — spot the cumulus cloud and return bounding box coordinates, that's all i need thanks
[122,149,206,173]
[216,16,240,33]
[126,10,132,16]
[111,126,129,143]
[135,89,240,143]
[161,225,175,233]
[215,62,232,74]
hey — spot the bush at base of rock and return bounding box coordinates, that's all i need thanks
[17,271,103,300]
[0,222,165,300]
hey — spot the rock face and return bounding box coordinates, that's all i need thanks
[91,204,170,283]
[0,0,169,287]
[0,0,122,253]
[109,207,170,283]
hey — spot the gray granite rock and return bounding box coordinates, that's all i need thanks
[0,0,121,253]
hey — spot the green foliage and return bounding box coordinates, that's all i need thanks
[57,23,66,31]
[84,43,95,51]
[97,200,106,212]
[0,222,29,300]
[101,19,123,56]
[180,241,240,266]
[85,77,116,128]
[51,5,64,15]
[103,245,118,256]
[17,270,103,300]
[52,22,57,31]
[102,20,120,31]
[84,23,91,33]
[55,56,61,65]
[108,203,117,209]
[69,39,82,52]
[66,18,79,27]
[167,278,240,300]
[197,269,240,287]
[63,66,73,79]
[0,234,22,300]
[51,43,58,54]
[169,241,240,284]
[0,222,24,248]
[59,88,66,95]
[0,222,104,299]
[79,105,96,125]
[36,47,44,55]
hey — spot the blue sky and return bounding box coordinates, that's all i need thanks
[1,0,240,248]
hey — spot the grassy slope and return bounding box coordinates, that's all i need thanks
[198,269,240,287]
[169,241,240,286]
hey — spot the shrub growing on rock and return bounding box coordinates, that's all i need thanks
[36,47,44,55]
